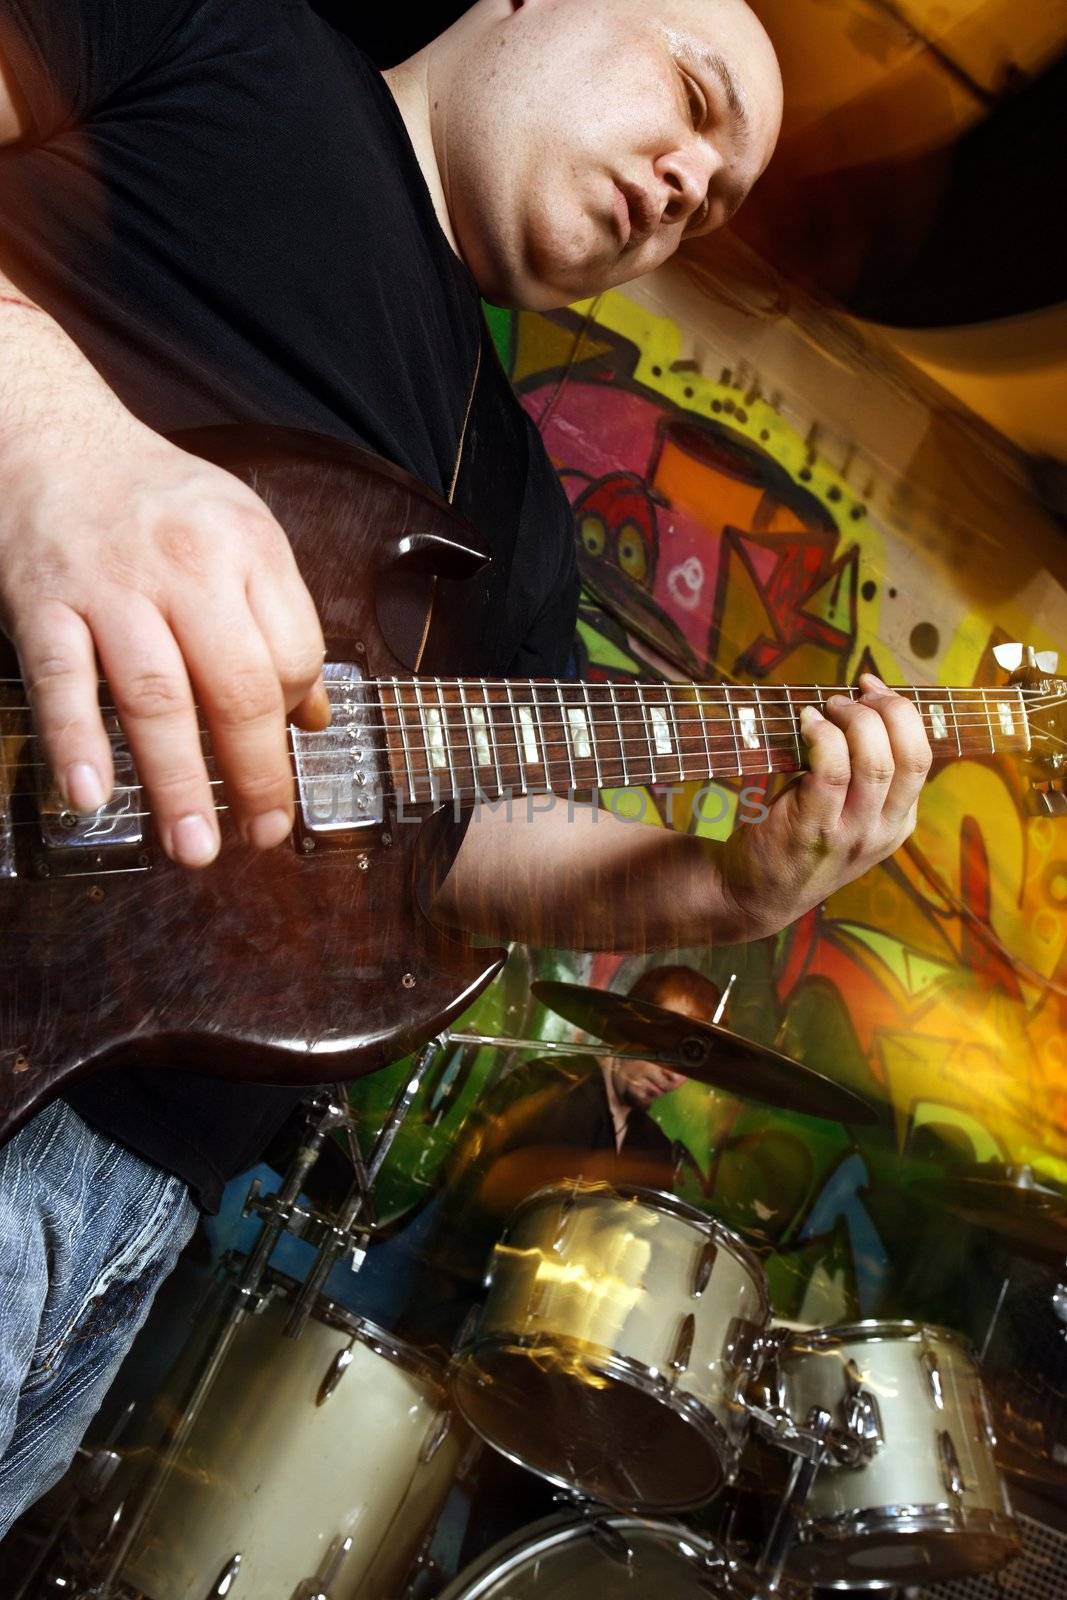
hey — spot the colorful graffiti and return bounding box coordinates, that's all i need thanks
[351,274,1067,1354]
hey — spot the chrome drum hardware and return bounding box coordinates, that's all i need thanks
[769,1320,1020,1590]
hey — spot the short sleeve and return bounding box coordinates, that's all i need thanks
[0,0,200,140]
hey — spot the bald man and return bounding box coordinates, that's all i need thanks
[0,0,930,1525]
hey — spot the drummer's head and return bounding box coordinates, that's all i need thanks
[607,965,723,1109]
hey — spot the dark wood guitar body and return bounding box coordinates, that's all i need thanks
[0,428,506,1143]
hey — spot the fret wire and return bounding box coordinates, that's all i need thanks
[950,690,963,758]
[481,677,503,798]
[531,681,552,792]
[505,679,526,796]
[391,677,417,805]
[434,676,458,802]
[457,679,479,792]
[607,681,630,786]
[413,678,435,804]
[752,682,771,769]
[633,682,652,775]
[664,684,685,784]
[725,686,743,773]
[694,685,713,782]
[786,686,803,766]
[981,688,996,755]
[555,683,576,791]
[581,679,604,789]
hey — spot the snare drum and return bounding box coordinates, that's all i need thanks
[122,1272,465,1600]
[450,1183,770,1511]
[436,1513,733,1599]
[772,1320,1020,1589]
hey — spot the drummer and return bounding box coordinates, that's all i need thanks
[398,963,721,1353]
[394,965,720,1562]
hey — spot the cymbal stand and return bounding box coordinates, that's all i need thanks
[85,1092,352,1599]
[284,1035,444,1340]
[446,1031,699,1064]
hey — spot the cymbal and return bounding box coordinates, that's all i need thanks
[531,982,881,1125]
[930,1165,1067,1261]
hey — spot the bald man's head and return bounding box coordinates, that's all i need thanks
[406,0,783,308]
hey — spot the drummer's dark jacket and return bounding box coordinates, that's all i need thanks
[398,1057,691,1354]
[0,0,579,1209]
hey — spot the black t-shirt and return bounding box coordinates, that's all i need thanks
[0,0,579,1209]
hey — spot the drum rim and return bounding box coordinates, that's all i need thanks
[451,1333,740,1512]
[257,1262,445,1391]
[778,1318,978,1359]
[433,1510,728,1599]
[506,1182,771,1310]
[791,1503,1021,1590]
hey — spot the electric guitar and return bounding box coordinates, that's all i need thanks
[1,426,1063,1142]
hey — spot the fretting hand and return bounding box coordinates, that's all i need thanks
[717,673,933,938]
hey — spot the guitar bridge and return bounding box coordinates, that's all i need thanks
[34,712,147,877]
[292,662,385,848]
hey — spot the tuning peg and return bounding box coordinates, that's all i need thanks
[994,643,1024,671]
[994,642,1059,675]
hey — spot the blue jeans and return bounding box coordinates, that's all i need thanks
[0,1100,197,1536]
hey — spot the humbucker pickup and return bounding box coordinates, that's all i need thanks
[292,662,384,842]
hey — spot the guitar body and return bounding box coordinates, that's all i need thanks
[0,427,506,1143]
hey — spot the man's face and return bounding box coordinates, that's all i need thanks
[609,986,720,1110]
[440,0,783,309]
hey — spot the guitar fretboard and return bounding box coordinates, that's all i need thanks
[378,679,1030,806]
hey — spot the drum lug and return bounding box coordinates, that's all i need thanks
[973,1381,998,1449]
[844,1359,884,1460]
[669,1312,697,1380]
[289,1533,354,1600]
[722,1315,766,1389]
[938,1429,967,1499]
[567,1499,636,1568]
[691,1238,717,1298]
[420,1408,452,1465]
[920,1344,946,1409]
[203,1552,242,1597]
[316,1339,355,1406]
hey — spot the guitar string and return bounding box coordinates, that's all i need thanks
[0,725,1039,831]
[0,709,1037,779]
[0,682,1046,806]
[0,702,1042,774]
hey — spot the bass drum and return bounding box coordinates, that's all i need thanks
[773,1320,1020,1590]
[121,1271,466,1600]
[451,1183,769,1512]
[436,1513,738,1600]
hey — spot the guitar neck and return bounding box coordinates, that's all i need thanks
[378,679,1032,806]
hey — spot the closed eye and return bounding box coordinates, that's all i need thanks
[681,71,706,131]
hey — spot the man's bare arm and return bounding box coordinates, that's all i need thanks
[435,675,932,950]
[0,260,330,866]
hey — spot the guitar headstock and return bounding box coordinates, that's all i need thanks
[994,643,1067,815]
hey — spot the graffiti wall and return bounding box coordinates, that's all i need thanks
[351,246,1067,1357]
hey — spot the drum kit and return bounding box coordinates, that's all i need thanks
[23,983,1029,1600]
